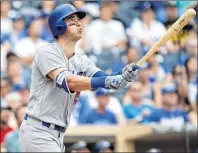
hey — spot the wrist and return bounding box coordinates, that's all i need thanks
[91,76,107,90]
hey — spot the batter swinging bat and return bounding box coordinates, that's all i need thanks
[136,9,196,67]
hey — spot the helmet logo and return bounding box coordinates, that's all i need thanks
[70,5,76,11]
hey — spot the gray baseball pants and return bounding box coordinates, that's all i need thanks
[18,116,66,152]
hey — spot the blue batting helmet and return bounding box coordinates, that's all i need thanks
[48,4,86,37]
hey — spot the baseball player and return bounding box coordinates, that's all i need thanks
[18,4,138,152]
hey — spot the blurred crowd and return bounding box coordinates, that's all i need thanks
[1,0,197,152]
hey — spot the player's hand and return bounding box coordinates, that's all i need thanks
[105,75,128,90]
[122,63,139,82]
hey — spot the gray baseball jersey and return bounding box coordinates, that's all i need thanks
[27,42,100,127]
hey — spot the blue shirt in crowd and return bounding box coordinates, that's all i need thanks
[74,95,91,124]
[85,109,117,125]
[123,103,154,124]
[5,130,21,152]
[147,108,189,123]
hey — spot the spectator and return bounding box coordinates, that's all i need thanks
[147,52,166,82]
[39,11,54,42]
[185,57,197,105]
[184,30,197,58]
[123,82,154,124]
[5,60,27,90]
[84,89,118,125]
[163,1,178,28]
[87,2,127,53]
[137,68,153,101]
[69,140,90,153]
[5,105,27,152]
[1,78,11,104]
[0,107,14,144]
[7,52,32,88]
[171,65,191,112]
[75,12,93,53]
[6,52,19,63]
[148,83,189,126]
[70,93,91,126]
[85,88,125,124]
[71,0,85,9]
[125,47,139,65]
[4,92,22,112]
[95,140,112,153]
[1,40,12,74]
[172,65,188,84]
[71,1,100,19]
[127,1,166,57]
[9,13,27,45]
[14,18,48,66]
[1,1,12,35]
[110,47,138,78]
[115,1,140,28]
[185,57,197,82]
[162,39,180,73]
[188,102,197,126]
[41,0,56,14]
[16,85,30,106]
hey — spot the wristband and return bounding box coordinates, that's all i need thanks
[91,76,107,90]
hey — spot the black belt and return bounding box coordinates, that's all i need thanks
[24,114,66,133]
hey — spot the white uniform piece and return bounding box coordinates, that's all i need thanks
[18,42,100,152]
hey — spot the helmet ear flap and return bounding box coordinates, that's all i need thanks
[55,20,67,36]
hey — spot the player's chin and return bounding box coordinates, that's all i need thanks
[75,34,82,41]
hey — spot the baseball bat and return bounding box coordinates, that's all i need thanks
[136,9,196,67]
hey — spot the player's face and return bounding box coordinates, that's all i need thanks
[64,14,83,41]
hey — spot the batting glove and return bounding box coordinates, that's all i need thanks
[122,63,139,82]
[105,75,128,90]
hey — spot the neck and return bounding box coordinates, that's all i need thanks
[57,38,76,59]
[97,105,105,114]
[1,13,7,18]
[142,81,148,85]
[132,100,141,106]
[163,104,175,111]
[188,72,195,81]
[29,36,38,42]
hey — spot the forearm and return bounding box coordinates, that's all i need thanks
[66,73,127,92]
[66,75,92,91]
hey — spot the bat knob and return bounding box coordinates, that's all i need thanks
[132,65,139,71]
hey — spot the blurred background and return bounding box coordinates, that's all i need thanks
[1,0,197,152]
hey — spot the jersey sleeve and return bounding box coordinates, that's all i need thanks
[35,46,67,77]
[83,55,101,77]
